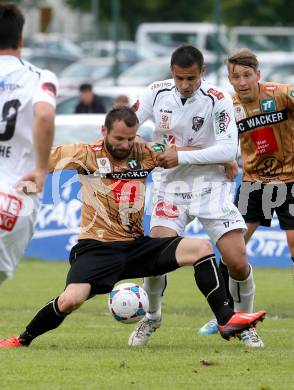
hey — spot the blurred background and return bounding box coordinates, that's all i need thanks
[7,0,293,108]
[3,0,292,264]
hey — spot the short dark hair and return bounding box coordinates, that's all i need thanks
[170,45,204,68]
[105,107,139,131]
[0,3,25,50]
[79,83,93,92]
[227,48,259,69]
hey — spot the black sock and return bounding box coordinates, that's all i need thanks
[19,297,69,346]
[194,255,234,325]
[219,259,234,309]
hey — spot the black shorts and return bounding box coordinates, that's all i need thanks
[235,181,294,229]
[66,236,182,295]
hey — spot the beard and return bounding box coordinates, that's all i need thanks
[105,138,132,160]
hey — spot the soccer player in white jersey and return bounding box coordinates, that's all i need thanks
[128,45,264,348]
[0,3,57,286]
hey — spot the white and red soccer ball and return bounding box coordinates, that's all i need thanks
[108,282,149,324]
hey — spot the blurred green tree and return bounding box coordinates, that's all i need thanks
[65,0,294,38]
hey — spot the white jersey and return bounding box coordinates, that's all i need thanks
[135,79,238,194]
[0,55,58,186]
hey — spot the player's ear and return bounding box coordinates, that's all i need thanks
[19,34,24,49]
[201,64,206,78]
[101,125,108,137]
[256,69,261,82]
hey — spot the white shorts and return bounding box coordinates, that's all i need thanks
[150,183,247,244]
[0,185,39,278]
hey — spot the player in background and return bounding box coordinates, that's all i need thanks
[0,107,266,348]
[129,45,263,348]
[199,48,294,339]
[0,4,57,286]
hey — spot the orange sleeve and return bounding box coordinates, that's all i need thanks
[48,144,88,173]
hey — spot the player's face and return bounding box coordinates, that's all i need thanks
[228,64,260,103]
[103,120,137,160]
[171,63,204,98]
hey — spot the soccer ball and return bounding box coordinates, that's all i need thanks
[108,282,149,324]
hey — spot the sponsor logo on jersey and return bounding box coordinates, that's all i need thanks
[250,127,278,156]
[127,158,141,170]
[106,169,151,180]
[215,110,230,134]
[111,180,139,204]
[132,99,140,112]
[159,113,172,130]
[289,89,294,98]
[192,116,204,132]
[237,110,288,133]
[0,81,21,91]
[208,87,224,100]
[234,105,246,121]
[91,145,103,152]
[151,81,173,90]
[41,82,57,97]
[154,201,179,218]
[96,157,111,174]
[261,98,276,113]
[0,192,22,232]
[264,85,277,92]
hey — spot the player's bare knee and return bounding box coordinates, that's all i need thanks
[176,238,213,266]
[58,293,83,313]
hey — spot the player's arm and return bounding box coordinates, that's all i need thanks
[16,72,57,194]
[160,95,238,167]
[132,84,156,161]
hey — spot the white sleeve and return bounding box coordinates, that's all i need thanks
[134,83,155,124]
[32,70,58,108]
[178,93,238,164]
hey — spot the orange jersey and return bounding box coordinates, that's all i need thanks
[233,82,294,183]
[49,139,157,241]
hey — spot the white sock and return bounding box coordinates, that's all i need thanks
[143,274,167,321]
[229,264,255,313]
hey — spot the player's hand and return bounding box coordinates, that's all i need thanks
[133,136,148,161]
[224,160,238,181]
[16,169,47,194]
[156,147,178,168]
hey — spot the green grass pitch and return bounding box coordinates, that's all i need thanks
[0,258,293,390]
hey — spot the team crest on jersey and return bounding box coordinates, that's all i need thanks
[127,158,141,170]
[162,134,176,145]
[96,157,111,173]
[159,113,172,130]
[192,116,204,132]
[41,82,57,97]
[289,90,294,98]
[234,105,246,121]
[261,98,276,113]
